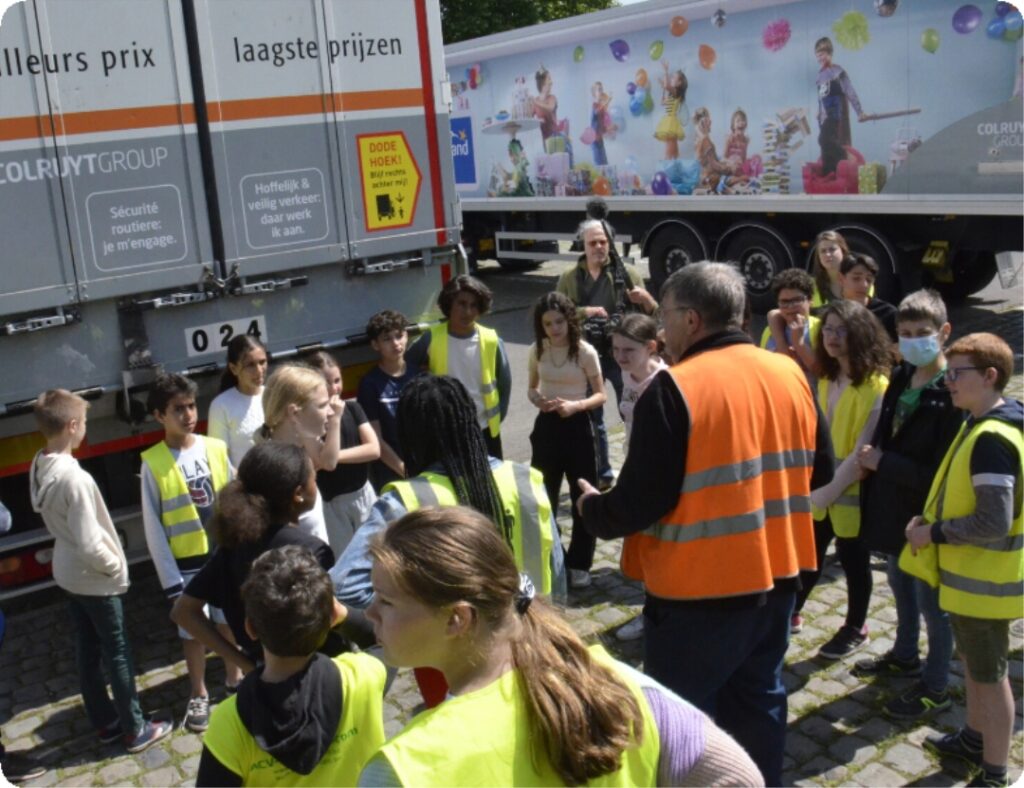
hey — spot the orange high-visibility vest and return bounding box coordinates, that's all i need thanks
[621,343,818,600]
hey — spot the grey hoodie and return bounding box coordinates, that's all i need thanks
[30,451,128,596]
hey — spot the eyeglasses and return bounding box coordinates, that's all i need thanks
[821,325,848,338]
[778,296,808,308]
[944,366,984,382]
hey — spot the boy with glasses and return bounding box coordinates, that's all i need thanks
[902,332,1022,788]
[760,268,821,377]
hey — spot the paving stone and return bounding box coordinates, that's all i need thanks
[98,759,141,785]
[799,714,839,744]
[141,767,180,786]
[798,754,840,778]
[881,741,934,776]
[169,734,202,756]
[819,697,872,725]
[849,761,904,786]
[136,745,171,770]
[785,731,819,764]
[826,734,876,766]
[4,715,43,740]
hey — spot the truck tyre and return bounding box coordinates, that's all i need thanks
[648,225,705,295]
[929,250,998,303]
[720,227,794,314]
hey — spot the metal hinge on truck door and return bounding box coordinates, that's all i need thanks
[2,306,80,336]
[346,257,422,276]
[233,275,308,296]
[132,290,219,310]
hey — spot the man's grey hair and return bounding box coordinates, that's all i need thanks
[661,262,746,331]
[577,217,614,240]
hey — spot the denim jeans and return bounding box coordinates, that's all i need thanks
[589,354,623,481]
[643,590,795,786]
[886,554,953,693]
[66,593,144,736]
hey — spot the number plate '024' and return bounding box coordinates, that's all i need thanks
[184,316,266,358]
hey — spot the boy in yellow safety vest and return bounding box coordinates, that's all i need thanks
[903,333,1023,788]
[140,373,236,733]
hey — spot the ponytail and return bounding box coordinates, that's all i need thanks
[513,600,644,785]
[371,507,644,786]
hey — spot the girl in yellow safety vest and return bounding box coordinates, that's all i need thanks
[360,506,764,787]
[793,300,892,659]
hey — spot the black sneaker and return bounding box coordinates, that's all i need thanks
[818,625,868,660]
[924,729,984,769]
[0,753,47,784]
[967,771,1010,787]
[851,650,922,678]
[883,681,951,720]
[97,720,123,744]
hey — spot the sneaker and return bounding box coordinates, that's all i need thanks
[817,625,868,660]
[924,729,984,769]
[615,616,645,641]
[0,753,47,784]
[598,475,615,492]
[568,569,592,589]
[185,696,210,732]
[790,614,804,634]
[97,720,123,744]
[124,718,173,753]
[851,650,922,679]
[967,771,1010,787]
[883,681,951,720]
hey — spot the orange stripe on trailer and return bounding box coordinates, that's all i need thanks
[208,88,425,122]
[0,104,197,142]
[0,428,165,479]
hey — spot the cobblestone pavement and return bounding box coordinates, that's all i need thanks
[1,301,1021,787]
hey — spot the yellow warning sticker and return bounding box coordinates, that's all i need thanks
[356,132,422,232]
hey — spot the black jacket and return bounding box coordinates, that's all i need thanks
[859,362,965,554]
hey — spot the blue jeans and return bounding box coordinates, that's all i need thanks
[643,590,794,786]
[589,354,623,481]
[886,554,953,693]
[67,593,144,736]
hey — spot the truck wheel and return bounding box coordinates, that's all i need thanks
[929,250,998,302]
[649,225,705,295]
[721,228,794,314]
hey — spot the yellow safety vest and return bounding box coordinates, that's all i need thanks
[813,373,888,538]
[811,282,873,310]
[376,645,660,787]
[384,462,554,595]
[427,322,501,437]
[900,418,1023,619]
[759,315,821,351]
[141,437,230,560]
[203,653,386,786]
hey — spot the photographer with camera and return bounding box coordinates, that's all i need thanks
[556,219,657,489]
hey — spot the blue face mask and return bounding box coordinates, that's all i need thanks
[899,333,941,367]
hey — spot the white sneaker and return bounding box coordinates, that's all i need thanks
[568,569,592,588]
[615,616,645,641]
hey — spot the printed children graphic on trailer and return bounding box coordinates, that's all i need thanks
[654,60,688,160]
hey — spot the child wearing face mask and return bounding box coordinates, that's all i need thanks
[853,290,963,720]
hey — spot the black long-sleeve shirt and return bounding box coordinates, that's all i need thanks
[581,330,835,604]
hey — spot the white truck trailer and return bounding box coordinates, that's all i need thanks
[446,0,1023,308]
[0,0,461,597]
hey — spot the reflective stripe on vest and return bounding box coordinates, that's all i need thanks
[814,373,888,537]
[622,344,818,600]
[379,645,660,787]
[203,653,386,786]
[140,438,230,561]
[383,462,553,594]
[427,322,501,437]
[923,418,1024,619]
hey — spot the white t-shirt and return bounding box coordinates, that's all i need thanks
[445,332,486,429]
[207,387,264,468]
[619,359,669,440]
[529,340,601,401]
[297,489,329,545]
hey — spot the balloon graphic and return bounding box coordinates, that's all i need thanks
[580,127,597,145]
[763,19,792,52]
[629,95,644,116]
[699,44,717,70]
[593,177,612,196]
[952,4,982,34]
[610,39,630,62]
[921,27,940,52]
[987,16,1007,38]
[670,16,688,37]
[635,68,649,88]
[1004,9,1024,37]
[643,91,654,114]
[626,81,637,95]
[712,9,727,28]
[996,2,1013,17]
[573,45,585,62]
[651,171,672,195]
[649,40,664,60]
